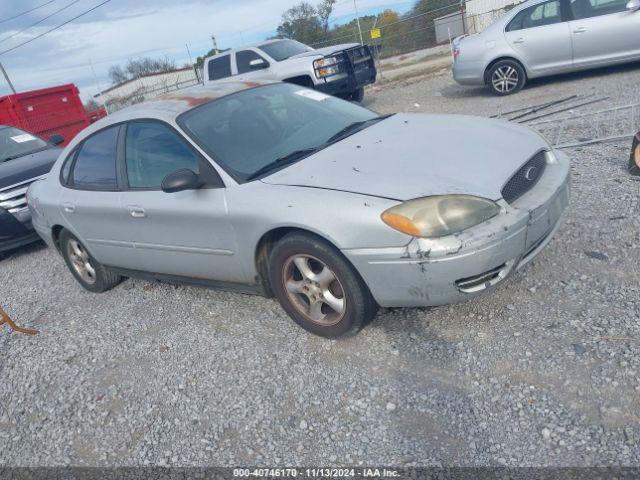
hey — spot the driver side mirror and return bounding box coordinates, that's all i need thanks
[49,134,65,146]
[627,0,640,10]
[249,58,268,70]
[161,169,202,193]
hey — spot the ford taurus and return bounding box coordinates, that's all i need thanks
[27,82,570,338]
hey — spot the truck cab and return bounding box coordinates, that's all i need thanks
[203,39,377,102]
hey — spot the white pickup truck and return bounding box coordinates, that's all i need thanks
[203,39,377,102]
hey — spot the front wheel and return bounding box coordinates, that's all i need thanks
[350,87,365,103]
[60,229,122,293]
[487,60,526,96]
[268,232,377,338]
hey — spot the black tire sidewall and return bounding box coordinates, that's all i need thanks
[268,233,376,338]
[488,60,526,96]
[351,87,365,103]
[59,229,118,293]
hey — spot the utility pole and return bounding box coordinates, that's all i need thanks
[353,0,364,45]
[0,62,16,94]
[89,58,109,115]
[211,35,219,55]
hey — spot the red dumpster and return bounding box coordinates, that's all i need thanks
[0,84,92,146]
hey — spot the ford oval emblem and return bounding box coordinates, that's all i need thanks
[524,166,539,181]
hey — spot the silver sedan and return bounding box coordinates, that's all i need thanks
[28,82,569,338]
[453,0,640,95]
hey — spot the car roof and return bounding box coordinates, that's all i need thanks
[96,80,273,123]
[64,81,274,151]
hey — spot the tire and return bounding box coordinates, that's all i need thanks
[59,229,122,293]
[268,232,378,338]
[629,132,640,176]
[350,87,365,103]
[486,59,526,96]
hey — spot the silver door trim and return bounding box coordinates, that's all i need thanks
[133,242,234,256]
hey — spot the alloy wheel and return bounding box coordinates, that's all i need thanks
[492,66,519,94]
[282,254,346,326]
[67,239,96,285]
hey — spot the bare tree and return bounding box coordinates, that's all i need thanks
[108,56,177,86]
[317,0,336,32]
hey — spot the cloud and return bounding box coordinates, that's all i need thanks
[0,0,411,100]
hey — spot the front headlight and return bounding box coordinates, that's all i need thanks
[381,195,501,238]
[314,56,343,78]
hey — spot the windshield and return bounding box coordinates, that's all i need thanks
[0,127,49,162]
[258,40,312,61]
[178,83,380,183]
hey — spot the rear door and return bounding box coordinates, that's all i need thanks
[59,125,131,267]
[568,0,640,67]
[116,120,243,283]
[504,0,573,75]
[206,54,234,83]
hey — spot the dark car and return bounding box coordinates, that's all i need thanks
[0,125,62,254]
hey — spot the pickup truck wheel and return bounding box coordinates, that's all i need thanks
[268,232,378,338]
[350,87,365,103]
[60,229,122,293]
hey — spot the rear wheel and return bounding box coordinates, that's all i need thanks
[268,232,377,338]
[487,59,526,96]
[60,229,122,293]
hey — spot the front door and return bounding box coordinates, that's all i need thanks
[504,0,573,75]
[234,49,274,81]
[117,120,243,283]
[568,0,640,67]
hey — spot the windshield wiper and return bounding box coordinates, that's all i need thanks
[325,114,394,145]
[246,148,319,181]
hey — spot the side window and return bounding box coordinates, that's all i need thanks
[208,55,232,81]
[71,127,119,190]
[236,50,268,74]
[507,0,562,31]
[60,150,76,186]
[124,122,200,189]
[570,0,628,19]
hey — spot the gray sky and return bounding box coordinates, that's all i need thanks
[0,0,411,101]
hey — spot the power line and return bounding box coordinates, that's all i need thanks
[0,0,111,57]
[0,0,58,25]
[0,0,84,45]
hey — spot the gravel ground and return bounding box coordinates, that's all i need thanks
[1,63,640,468]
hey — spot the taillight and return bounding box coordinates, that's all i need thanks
[453,47,460,60]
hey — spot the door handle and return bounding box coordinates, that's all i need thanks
[62,203,75,214]
[513,37,525,44]
[127,206,146,218]
[573,26,587,33]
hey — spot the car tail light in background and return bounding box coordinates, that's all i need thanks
[453,47,460,60]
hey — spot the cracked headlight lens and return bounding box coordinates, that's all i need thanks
[381,195,501,238]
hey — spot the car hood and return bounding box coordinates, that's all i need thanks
[261,113,549,201]
[290,43,361,59]
[0,147,60,190]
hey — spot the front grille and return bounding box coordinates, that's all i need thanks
[0,179,35,216]
[501,150,547,204]
[345,46,372,65]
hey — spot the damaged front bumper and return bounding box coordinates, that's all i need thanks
[343,150,571,308]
